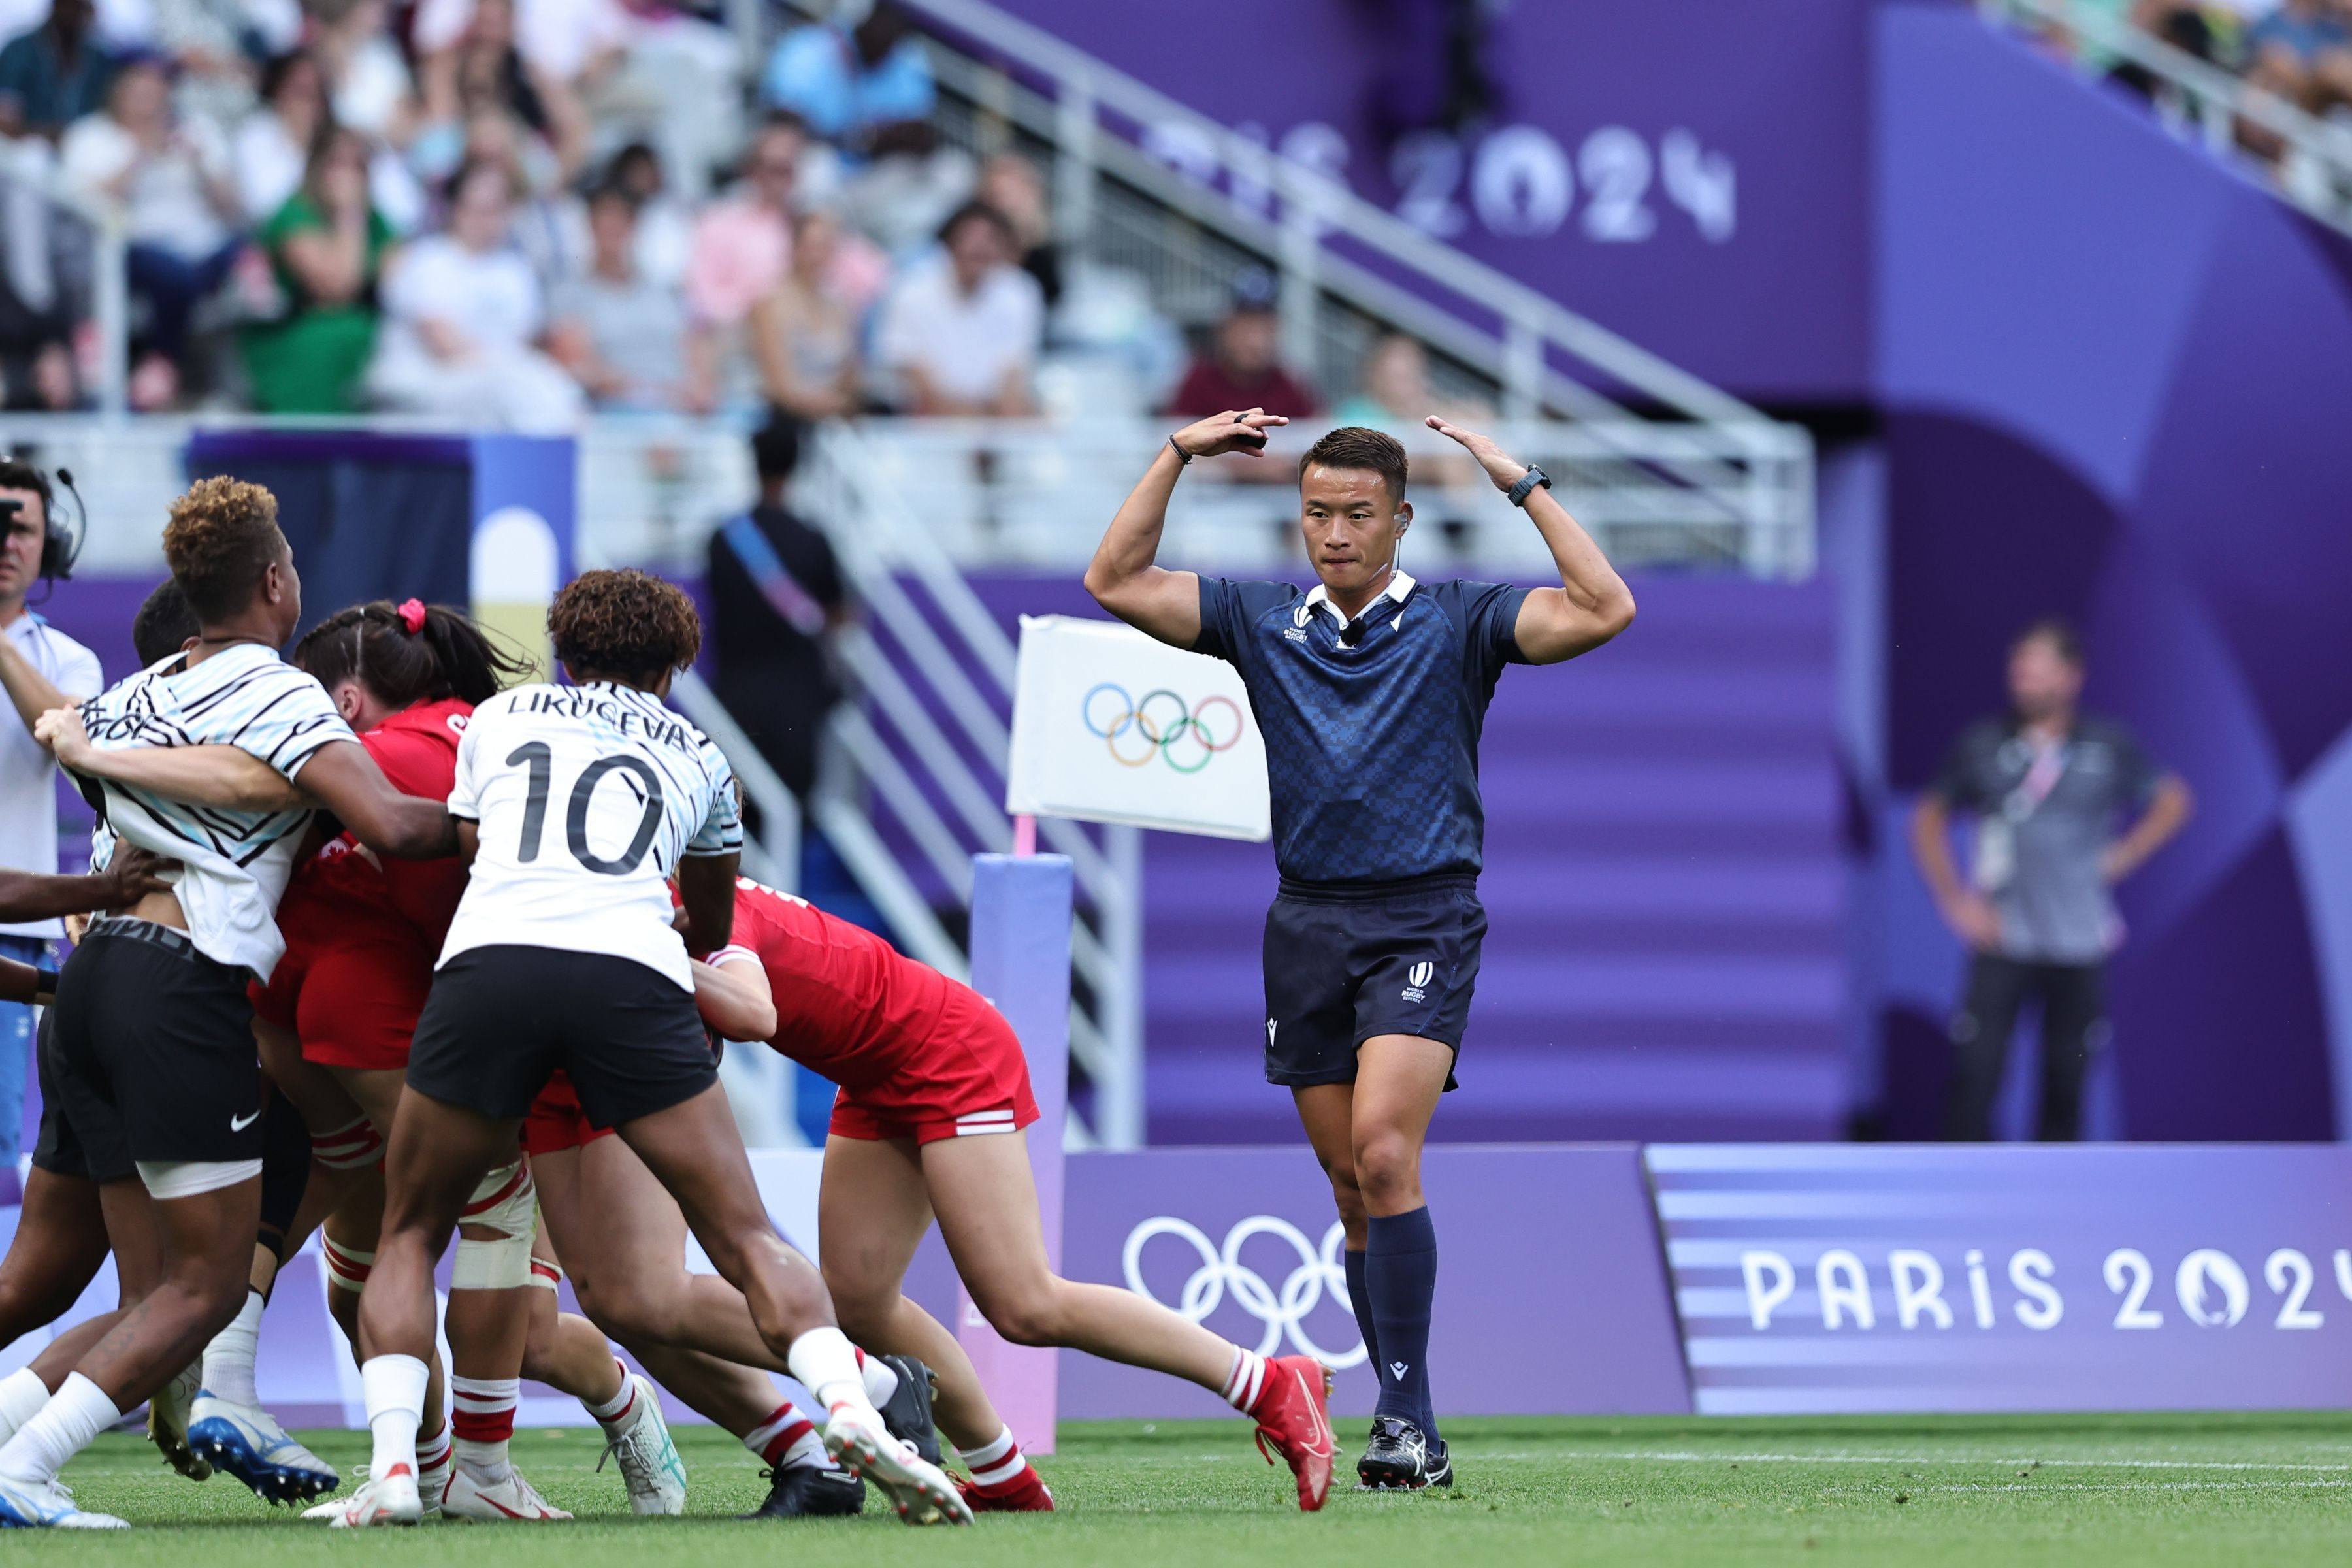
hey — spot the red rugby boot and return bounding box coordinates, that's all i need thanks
[953,1467,1055,1512]
[1248,1354,1335,1511]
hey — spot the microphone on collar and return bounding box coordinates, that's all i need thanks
[1339,617,1369,647]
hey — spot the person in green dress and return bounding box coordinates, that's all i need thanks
[242,127,395,414]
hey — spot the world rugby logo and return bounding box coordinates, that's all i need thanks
[1081,683,1245,774]
[1122,1215,1367,1367]
[1409,962,1433,988]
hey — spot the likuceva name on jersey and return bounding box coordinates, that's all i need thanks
[515,685,698,753]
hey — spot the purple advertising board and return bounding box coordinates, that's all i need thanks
[1650,1144,2352,1414]
[22,1144,2352,1426]
[1049,1145,1691,1419]
[970,0,1872,403]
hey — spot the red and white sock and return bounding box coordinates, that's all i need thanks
[744,1399,828,1471]
[959,1425,1038,1498]
[416,1421,452,1503]
[583,1358,638,1433]
[449,1375,518,1483]
[1220,1348,1269,1414]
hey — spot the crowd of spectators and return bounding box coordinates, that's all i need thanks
[2025,0,2352,175]
[0,0,1358,433]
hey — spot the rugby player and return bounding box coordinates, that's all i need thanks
[1086,413,1634,1490]
[0,480,461,1529]
[67,595,694,1519]
[75,596,940,1523]
[338,570,968,1527]
[685,874,1339,1512]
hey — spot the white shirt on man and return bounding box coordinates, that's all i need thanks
[0,613,102,940]
[875,253,1043,407]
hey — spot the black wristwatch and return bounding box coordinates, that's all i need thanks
[1506,463,1552,508]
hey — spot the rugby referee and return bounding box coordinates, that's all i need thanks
[1086,409,1635,1490]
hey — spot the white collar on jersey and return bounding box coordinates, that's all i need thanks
[1303,568,1416,631]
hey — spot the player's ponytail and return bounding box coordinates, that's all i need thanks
[295,600,532,711]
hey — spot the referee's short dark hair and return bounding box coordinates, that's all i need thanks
[1301,426,1408,502]
[2011,615,2084,668]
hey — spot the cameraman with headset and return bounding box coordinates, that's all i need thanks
[0,457,99,1194]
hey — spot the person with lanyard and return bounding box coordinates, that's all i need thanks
[706,414,848,813]
[0,458,101,1201]
[1910,618,2192,1141]
[1085,410,1637,1492]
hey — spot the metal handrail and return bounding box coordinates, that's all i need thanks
[1980,0,2352,237]
[898,0,1789,432]
[896,0,1810,536]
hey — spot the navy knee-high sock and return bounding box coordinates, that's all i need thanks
[1344,1247,1380,1390]
[1365,1207,1439,1439]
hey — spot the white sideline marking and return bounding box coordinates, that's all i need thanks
[1905,1479,2352,1494]
[1475,1450,2352,1473]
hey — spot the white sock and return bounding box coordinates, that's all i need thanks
[450,1375,518,1483]
[857,1348,900,1409]
[786,1327,878,1422]
[201,1289,265,1406]
[360,1354,430,1482]
[584,1359,636,1429]
[0,1372,120,1485]
[0,1368,50,1447]
[1221,1347,1267,1413]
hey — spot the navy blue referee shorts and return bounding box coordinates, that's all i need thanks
[1261,874,1486,1090]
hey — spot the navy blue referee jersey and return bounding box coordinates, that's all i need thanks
[1193,571,1531,885]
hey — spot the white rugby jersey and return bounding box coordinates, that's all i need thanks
[440,681,742,988]
[74,642,357,978]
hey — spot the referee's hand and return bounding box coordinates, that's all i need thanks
[1426,415,1531,492]
[1173,408,1288,459]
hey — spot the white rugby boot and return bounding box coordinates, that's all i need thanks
[0,1475,129,1529]
[596,1376,686,1515]
[442,1465,570,1522]
[318,1465,422,1527]
[820,1405,972,1527]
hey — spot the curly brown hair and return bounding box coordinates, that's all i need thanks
[163,477,287,622]
[547,568,702,687]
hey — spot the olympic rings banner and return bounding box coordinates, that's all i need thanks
[1006,615,1271,841]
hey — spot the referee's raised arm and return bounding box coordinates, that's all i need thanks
[1084,408,1289,648]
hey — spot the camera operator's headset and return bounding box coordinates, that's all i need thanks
[0,459,90,589]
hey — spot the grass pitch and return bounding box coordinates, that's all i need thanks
[11,1413,2351,1565]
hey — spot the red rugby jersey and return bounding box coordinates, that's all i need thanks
[708,877,953,1094]
[284,696,471,945]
